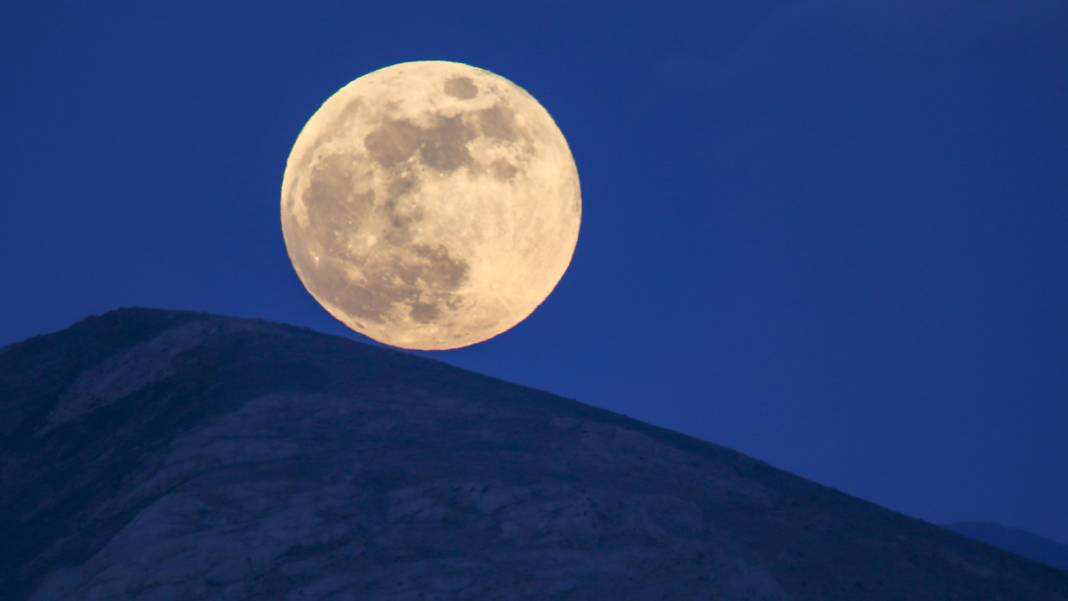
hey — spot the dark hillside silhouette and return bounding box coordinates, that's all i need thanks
[3,308,1067,600]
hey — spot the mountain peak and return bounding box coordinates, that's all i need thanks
[3,309,1067,600]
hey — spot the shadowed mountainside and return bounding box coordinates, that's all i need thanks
[2,308,1067,600]
[946,522,1068,572]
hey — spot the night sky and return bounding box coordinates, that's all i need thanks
[4,2,1066,543]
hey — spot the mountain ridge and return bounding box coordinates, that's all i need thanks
[946,522,1068,572]
[2,307,1067,600]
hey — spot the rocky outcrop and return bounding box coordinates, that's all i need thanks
[2,308,1067,600]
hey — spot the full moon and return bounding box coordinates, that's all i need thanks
[281,61,581,350]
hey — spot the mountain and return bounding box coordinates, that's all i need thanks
[2,308,1067,601]
[947,522,1068,571]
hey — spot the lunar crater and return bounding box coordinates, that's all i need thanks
[418,114,476,172]
[477,104,519,141]
[363,112,482,175]
[364,119,422,167]
[490,158,519,181]
[443,76,479,99]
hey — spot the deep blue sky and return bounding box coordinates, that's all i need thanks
[3,1,1066,542]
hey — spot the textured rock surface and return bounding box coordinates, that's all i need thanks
[2,308,1067,600]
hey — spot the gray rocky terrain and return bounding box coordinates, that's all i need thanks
[2,308,1067,600]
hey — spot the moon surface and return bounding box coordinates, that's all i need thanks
[281,61,581,350]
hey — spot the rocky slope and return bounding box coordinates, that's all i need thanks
[2,308,1067,600]
[947,522,1068,571]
